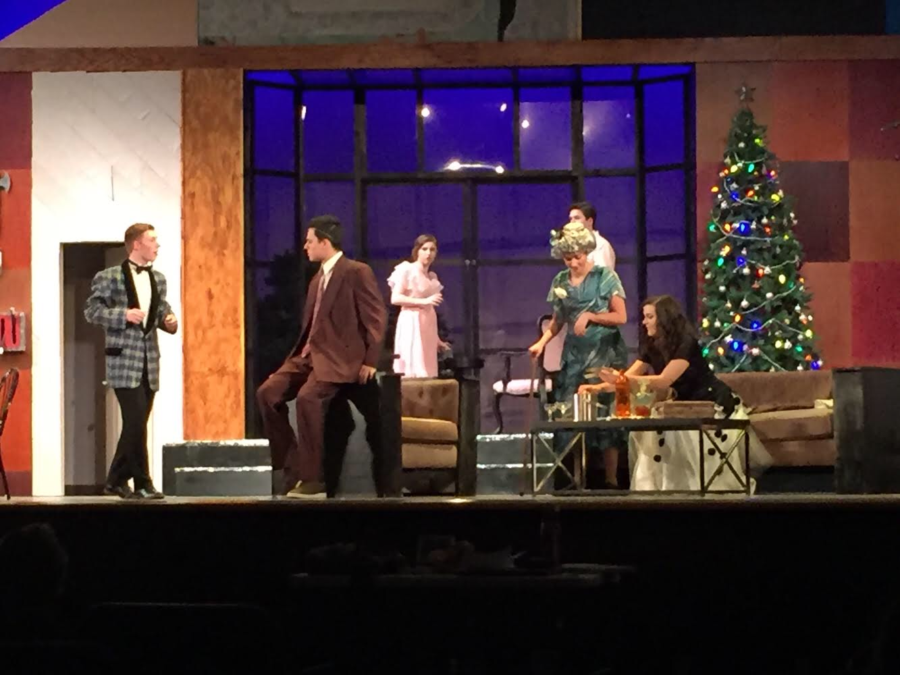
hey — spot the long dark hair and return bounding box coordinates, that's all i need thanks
[638,295,698,363]
[409,234,438,263]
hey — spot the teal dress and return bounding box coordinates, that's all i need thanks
[548,266,629,460]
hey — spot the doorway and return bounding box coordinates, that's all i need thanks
[62,243,125,495]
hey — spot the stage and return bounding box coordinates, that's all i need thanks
[5,490,898,508]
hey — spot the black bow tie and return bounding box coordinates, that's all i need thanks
[130,262,152,275]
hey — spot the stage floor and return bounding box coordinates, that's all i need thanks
[3,491,900,509]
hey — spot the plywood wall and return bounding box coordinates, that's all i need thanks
[182,69,245,439]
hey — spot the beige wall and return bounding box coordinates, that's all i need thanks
[0,0,197,48]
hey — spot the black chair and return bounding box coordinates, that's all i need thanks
[491,316,565,433]
[0,368,19,500]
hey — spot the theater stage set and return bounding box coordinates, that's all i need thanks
[3,37,900,673]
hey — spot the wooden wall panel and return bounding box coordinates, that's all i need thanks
[803,263,852,369]
[849,160,900,262]
[5,36,900,73]
[780,161,850,262]
[768,61,849,161]
[182,69,244,440]
[852,262,900,364]
[848,60,900,160]
[695,62,773,164]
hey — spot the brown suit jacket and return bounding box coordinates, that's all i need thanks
[294,255,387,383]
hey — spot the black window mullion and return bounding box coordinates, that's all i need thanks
[415,70,425,172]
[635,80,648,305]
[243,79,258,435]
[354,88,367,260]
[296,86,309,315]
[572,79,585,200]
[683,71,698,321]
[463,180,479,361]
[254,168,299,178]
[512,70,521,172]
[294,88,304,258]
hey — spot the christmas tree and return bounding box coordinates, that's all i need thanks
[699,86,823,373]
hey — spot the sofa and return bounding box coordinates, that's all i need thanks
[718,370,835,473]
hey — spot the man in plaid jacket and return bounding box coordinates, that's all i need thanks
[84,223,178,499]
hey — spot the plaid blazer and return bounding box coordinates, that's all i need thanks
[84,261,176,390]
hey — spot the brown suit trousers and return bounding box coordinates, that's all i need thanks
[256,256,389,494]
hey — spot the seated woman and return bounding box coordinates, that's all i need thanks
[579,295,771,492]
[529,222,628,489]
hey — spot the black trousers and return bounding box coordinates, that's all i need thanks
[108,360,155,490]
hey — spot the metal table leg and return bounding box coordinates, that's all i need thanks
[534,431,582,494]
[745,428,751,496]
[702,425,750,493]
[699,425,706,496]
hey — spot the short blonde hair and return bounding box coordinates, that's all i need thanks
[549,222,596,259]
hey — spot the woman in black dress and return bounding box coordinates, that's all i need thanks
[580,295,771,491]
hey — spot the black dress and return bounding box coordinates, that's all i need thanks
[639,334,740,415]
[628,334,770,491]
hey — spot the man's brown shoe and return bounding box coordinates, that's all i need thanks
[285,481,327,499]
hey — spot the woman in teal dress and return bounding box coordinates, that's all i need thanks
[529,222,629,489]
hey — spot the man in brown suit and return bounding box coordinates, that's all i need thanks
[256,215,389,498]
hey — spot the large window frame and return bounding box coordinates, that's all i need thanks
[244,66,696,434]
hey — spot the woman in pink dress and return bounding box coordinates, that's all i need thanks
[388,234,451,378]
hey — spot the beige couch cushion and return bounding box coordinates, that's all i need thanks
[763,438,837,467]
[719,370,832,411]
[402,443,458,469]
[400,378,459,424]
[750,408,833,442]
[401,417,459,444]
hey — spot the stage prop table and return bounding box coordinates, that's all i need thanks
[530,417,752,495]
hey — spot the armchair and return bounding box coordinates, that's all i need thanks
[490,315,564,433]
[398,357,481,495]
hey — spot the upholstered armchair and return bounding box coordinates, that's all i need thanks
[398,372,479,496]
[490,315,565,433]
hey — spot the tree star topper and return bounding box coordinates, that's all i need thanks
[736,84,756,104]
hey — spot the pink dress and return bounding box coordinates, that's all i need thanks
[388,261,443,378]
